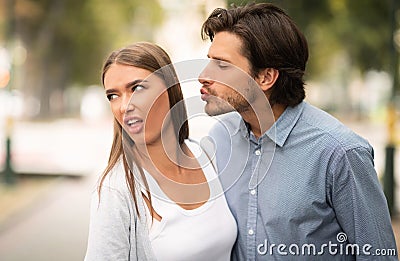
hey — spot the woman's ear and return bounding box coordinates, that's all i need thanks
[255,68,279,91]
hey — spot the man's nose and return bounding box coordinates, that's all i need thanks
[198,62,214,86]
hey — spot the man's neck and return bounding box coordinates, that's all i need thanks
[241,103,286,138]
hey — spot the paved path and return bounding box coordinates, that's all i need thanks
[0,117,399,260]
[0,118,111,261]
[0,175,96,261]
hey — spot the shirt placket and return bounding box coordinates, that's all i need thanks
[246,140,262,260]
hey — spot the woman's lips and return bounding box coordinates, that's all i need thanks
[123,116,144,134]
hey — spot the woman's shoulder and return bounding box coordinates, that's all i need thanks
[99,160,130,193]
[95,159,145,211]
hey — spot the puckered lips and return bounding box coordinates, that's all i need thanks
[200,87,211,101]
[123,115,144,134]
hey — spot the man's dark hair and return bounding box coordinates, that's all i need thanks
[201,3,309,107]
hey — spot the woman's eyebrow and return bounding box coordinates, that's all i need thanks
[105,79,149,94]
[125,79,148,88]
[105,88,117,95]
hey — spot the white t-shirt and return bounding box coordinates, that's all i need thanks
[141,139,237,261]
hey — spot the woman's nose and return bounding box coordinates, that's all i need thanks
[120,95,134,114]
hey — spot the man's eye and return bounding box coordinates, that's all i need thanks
[217,61,230,69]
[107,94,118,101]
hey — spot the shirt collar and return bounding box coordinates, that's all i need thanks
[267,101,305,147]
[215,112,244,136]
[238,101,305,147]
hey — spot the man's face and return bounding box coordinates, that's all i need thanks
[198,31,257,116]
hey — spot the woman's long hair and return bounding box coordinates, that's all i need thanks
[98,42,189,216]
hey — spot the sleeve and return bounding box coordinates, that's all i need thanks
[84,185,133,261]
[329,146,398,260]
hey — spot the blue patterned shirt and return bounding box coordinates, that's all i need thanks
[208,101,397,260]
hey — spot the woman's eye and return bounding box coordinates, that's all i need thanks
[133,85,145,91]
[107,94,118,101]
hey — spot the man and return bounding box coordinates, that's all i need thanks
[198,3,397,260]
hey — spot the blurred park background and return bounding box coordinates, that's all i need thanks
[0,0,400,260]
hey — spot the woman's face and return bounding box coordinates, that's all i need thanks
[104,63,171,145]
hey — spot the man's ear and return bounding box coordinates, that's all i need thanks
[255,68,279,91]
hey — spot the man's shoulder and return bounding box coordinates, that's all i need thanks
[209,112,242,135]
[298,103,371,151]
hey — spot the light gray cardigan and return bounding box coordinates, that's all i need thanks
[84,161,156,261]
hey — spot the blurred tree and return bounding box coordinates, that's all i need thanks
[228,0,392,75]
[225,0,395,116]
[0,0,162,118]
[227,0,392,78]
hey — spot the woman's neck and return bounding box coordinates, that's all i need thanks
[136,138,181,172]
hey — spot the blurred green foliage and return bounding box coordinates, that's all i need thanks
[228,0,395,79]
[0,0,162,118]
[0,0,398,118]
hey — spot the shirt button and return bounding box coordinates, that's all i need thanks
[248,229,254,235]
[255,149,261,156]
[250,189,256,195]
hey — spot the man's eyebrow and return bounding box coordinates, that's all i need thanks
[207,54,232,64]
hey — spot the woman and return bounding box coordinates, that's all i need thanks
[84,42,237,261]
